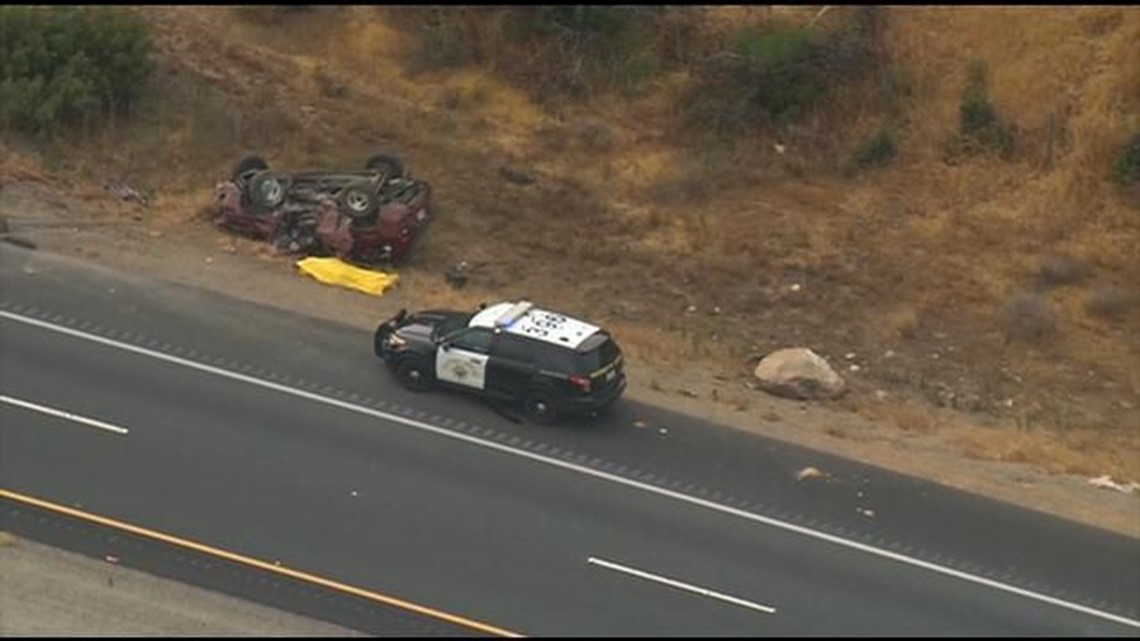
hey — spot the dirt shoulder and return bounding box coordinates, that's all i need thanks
[2,180,1137,540]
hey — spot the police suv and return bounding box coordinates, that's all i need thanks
[374,300,626,423]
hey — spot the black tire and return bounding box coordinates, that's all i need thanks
[365,153,404,177]
[231,155,269,182]
[395,357,433,392]
[339,180,379,220]
[246,170,287,209]
[522,388,559,425]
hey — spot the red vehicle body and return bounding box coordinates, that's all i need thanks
[214,154,431,265]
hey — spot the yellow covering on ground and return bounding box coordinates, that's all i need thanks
[295,257,399,296]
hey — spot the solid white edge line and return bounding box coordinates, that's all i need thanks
[587,556,776,614]
[1,394,130,435]
[1,308,1137,630]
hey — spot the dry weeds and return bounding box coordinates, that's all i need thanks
[1084,285,1138,320]
[951,425,1140,481]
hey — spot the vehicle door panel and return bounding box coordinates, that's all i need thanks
[435,327,493,390]
[486,333,536,400]
[436,348,488,390]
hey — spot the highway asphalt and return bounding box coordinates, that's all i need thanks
[1,243,1137,635]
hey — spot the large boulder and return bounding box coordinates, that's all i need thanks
[753,348,846,400]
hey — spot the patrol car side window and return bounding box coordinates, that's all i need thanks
[448,327,494,354]
[492,333,534,364]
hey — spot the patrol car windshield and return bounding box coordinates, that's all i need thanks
[431,312,474,341]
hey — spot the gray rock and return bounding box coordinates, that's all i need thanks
[753,347,846,400]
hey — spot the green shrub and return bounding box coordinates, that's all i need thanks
[504,6,665,101]
[955,59,1015,158]
[1114,133,1140,185]
[684,8,881,136]
[733,24,822,125]
[393,6,667,103]
[854,126,897,167]
[0,6,153,137]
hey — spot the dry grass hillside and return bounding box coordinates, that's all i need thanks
[3,6,1138,483]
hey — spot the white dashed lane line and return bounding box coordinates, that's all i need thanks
[1,394,131,436]
[587,556,777,615]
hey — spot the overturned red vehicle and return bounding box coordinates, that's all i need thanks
[214,153,431,265]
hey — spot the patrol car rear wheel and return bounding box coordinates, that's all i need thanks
[522,389,558,425]
[396,357,433,392]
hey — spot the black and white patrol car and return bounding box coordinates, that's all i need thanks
[374,300,626,423]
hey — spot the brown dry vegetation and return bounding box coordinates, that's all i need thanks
[3,6,1138,484]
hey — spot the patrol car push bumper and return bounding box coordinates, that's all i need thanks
[374,309,408,361]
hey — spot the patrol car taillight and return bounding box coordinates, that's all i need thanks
[569,374,592,393]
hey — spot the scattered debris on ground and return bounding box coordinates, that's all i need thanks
[796,466,827,481]
[1087,475,1140,494]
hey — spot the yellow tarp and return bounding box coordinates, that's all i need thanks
[295,257,399,297]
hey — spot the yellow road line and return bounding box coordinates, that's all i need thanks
[0,488,522,638]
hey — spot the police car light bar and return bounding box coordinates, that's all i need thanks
[494,301,534,328]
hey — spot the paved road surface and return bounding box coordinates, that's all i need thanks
[1,243,1137,635]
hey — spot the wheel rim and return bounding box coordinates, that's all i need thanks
[346,191,370,213]
[405,368,422,384]
[260,179,283,204]
[528,396,551,419]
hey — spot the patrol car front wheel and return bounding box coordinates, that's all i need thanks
[522,389,559,425]
[395,358,433,392]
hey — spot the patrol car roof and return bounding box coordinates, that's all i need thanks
[470,301,601,350]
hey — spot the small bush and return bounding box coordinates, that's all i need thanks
[1084,286,1136,320]
[954,59,1015,159]
[0,6,153,137]
[1114,133,1140,186]
[1003,292,1054,344]
[1035,255,1089,289]
[736,24,823,125]
[394,6,665,103]
[417,12,478,70]
[685,23,822,134]
[685,8,882,136]
[853,126,897,168]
